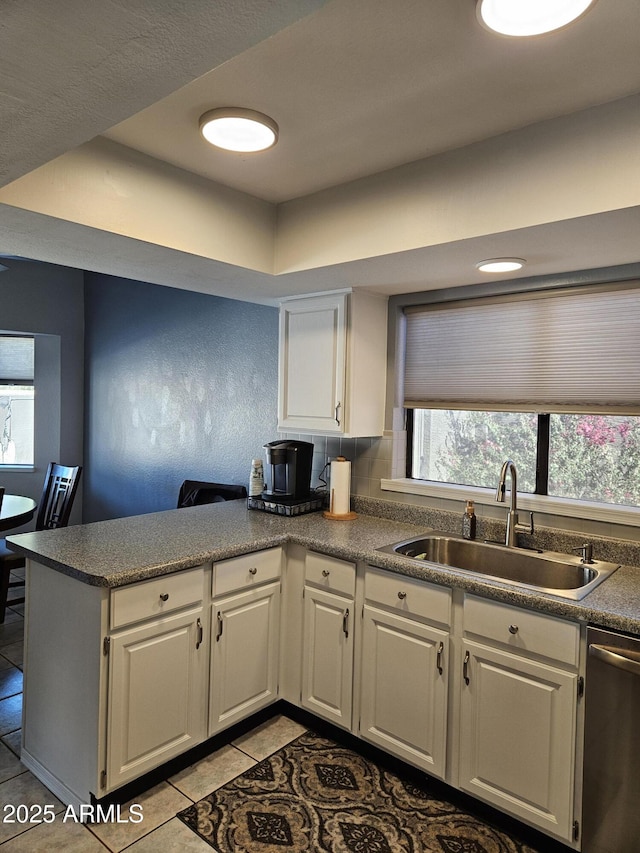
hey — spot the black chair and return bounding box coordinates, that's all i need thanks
[177,479,247,509]
[0,462,82,623]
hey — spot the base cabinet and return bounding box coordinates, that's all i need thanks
[458,594,581,843]
[23,543,584,850]
[360,605,449,779]
[107,606,207,789]
[301,552,355,729]
[302,586,354,728]
[359,567,451,779]
[209,581,281,735]
[459,640,577,840]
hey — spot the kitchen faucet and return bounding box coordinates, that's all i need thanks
[495,459,534,547]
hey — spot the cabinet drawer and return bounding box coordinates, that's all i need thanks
[305,552,355,598]
[110,566,204,630]
[463,594,580,667]
[365,566,451,627]
[213,547,282,598]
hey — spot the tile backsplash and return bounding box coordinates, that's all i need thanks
[280,432,394,498]
[281,431,640,554]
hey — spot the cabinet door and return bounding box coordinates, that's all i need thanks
[302,585,353,729]
[209,581,280,735]
[107,607,207,789]
[278,293,346,433]
[360,605,448,779]
[459,640,577,841]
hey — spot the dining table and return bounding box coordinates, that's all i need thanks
[0,493,38,533]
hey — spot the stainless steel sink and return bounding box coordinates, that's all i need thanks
[377,532,620,600]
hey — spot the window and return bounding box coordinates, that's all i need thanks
[411,410,538,492]
[410,410,640,508]
[0,336,35,466]
[548,414,640,506]
[403,281,640,512]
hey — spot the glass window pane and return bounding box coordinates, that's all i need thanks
[412,409,537,491]
[0,386,35,465]
[549,415,640,506]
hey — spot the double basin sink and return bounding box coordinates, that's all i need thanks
[377,532,620,600]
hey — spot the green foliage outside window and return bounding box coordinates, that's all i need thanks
[549,415,640,506]
[414,410,640,508]
[433,411,537,492]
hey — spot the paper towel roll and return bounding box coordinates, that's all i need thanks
[329,456,351,516]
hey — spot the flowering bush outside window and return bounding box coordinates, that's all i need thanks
[411,410,640,509]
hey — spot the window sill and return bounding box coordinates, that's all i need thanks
[381,478,640,528]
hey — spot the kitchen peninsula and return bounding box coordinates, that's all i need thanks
[8,499,640,848]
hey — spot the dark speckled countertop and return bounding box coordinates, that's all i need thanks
[7,499,640,635]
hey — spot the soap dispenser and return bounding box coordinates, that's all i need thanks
[462,500,476,540]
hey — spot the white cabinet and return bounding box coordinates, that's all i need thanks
[107,606,207,788]
[277,290,387,436]
[106,566,208,789]
[458,595,580,843]
[301,552,355,728]
[22,537,585,848]
[209,548,282,735]
[360,567,451,779]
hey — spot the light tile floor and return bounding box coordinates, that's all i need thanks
[0,571,307,851]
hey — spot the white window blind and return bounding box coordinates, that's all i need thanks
[0,336,34,383]
[403,282,640,414]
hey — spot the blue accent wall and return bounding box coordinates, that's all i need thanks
[84,275,278,521]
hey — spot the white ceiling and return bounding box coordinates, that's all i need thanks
[104,0,640,204]
[1,0,639,302]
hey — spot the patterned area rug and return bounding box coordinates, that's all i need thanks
[177,730,540,852]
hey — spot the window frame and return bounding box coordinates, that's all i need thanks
[0,335,35,469]
[389,278,640,527]
[406,409,552,494]
[389,409,640,527]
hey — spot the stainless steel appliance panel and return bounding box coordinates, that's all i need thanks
[583,626,640,853]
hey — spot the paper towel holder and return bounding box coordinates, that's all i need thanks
[323,455,358,520]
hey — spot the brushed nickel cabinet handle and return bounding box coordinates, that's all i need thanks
[509,624,519,635]
[463,650,470,685]
[335,402,341,426]
[196,618,203,649]
[397,591,407,600]
[343,608,350,639]
[216,612,223,642]
[436,641,444,675]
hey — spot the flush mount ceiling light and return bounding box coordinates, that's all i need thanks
[199,108,279,153]
[476,258,526,273]
[476,0,597,36]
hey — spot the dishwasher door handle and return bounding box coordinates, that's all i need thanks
[589,643,640,677]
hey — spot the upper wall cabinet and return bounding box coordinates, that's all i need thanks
[277,290,388,437]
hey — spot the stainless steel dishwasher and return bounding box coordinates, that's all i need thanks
[583,626,640,853]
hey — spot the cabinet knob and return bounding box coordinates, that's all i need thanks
[322,569,330,577]
[249,567,258,576]
[509,624,519,635]
[397,591,407,600]
[159,593,169,602]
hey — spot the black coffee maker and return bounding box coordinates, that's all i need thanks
[262,440,314,503]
